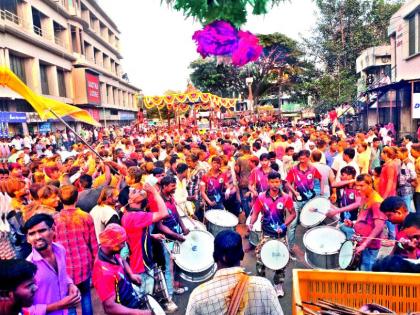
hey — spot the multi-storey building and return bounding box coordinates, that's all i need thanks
[0,0,140,135]
[358,0,420,137]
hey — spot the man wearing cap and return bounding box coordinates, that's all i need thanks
[92,224,151,315]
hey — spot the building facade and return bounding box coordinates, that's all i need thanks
[388,0,420,136]
[355,45,392,130]
[0,0,140,136]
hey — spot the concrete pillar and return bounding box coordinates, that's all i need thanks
[100,83,107,104]
[47,65,59,96]
[42,17,54,42]
[26,57,40,93]
[107,85,114,105]
[20,2,33,32]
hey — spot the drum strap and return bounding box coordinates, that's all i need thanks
[227,274,250,315]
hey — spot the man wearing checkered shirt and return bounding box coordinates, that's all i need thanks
[186,230,283,315]
[54,185,98,315]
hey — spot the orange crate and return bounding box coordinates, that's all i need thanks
[293,269,420,315]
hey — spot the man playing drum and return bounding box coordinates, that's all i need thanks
[285,150,323,257]
[248,171,296,297]
[327,174,387,271]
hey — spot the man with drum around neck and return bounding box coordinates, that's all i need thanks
[285,150,323,258]
[248,171,296,297]
[327,174,387,271]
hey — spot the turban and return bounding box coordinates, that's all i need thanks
[99,224,127,249]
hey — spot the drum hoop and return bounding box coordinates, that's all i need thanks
[174,230,215,272]
[260,240,289,270]
[339,240,355,269]
[205,210,239,227]
[303,226,345,255]
[300,197,330,228]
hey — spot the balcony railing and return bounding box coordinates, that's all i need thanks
[0,9,22,25]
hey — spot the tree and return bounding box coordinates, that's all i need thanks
[304,0,403,112]
[189,32,310,105]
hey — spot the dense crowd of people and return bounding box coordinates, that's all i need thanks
[0,120,419,315]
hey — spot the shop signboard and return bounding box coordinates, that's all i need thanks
[39,122,51,133]
[412,92,420,119]
[85,72,101,105]
[0,112,26,123]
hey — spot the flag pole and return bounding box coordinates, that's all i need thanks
[47,108,103,160]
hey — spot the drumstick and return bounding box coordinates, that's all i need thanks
[177,203,199,229]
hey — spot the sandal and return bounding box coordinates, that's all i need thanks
[173,287,188,295]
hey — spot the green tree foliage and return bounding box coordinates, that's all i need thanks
[189,32,310,104]
[304,0,402,112]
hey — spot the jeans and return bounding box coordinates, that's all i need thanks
[139,269,154,295]
[68,278,93,315]
[401,194,415,213]
[287,200,305,249]
[339,223,355,240]
[239,188,251,217]
[163,242,174,297]
[386,221,396,240]
[414,192,420,214]
[360,248,379,271]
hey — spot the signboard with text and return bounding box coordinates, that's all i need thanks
[0,112,27,123]
[413,93,420,119]
[85,72,101,105]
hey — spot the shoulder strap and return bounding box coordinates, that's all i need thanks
[227,274,250,315]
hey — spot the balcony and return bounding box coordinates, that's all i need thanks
[1,9,22,26]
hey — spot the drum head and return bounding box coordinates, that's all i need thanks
[181,217,206,231]
[260,240,289,270]
[174,230,215,273]
[300,197,331,228]
[245,213,262,232]
[146,295,166,315]
[339,240,354,269]
[303,226,345,255]
[205,210,238,227]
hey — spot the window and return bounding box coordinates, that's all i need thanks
[408,14,416,56]
[1,0,18,14]
[110,109,118,116]
[57,69,66,97]
[9,54,26,83]
[31,7,43,37]
[39,64,49,95]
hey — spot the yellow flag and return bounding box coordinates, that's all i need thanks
[0,67,100,126]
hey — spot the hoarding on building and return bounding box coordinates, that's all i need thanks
[413,92,420,119]
[85,72,101,105]
[0,112,26,123]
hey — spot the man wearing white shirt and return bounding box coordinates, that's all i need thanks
[10,136,22,150]
[252,141,268,159]
[332,148,360,181]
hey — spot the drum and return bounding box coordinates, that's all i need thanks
[246,213,262,246]
[181,217,206,231]
[174,230,217,282]
[338,240,360,270]
[300,197,338,228]
[145,295,166,315]
[176,201,195,217]
[303,226,346,269]
[205,209,238,237]
[260,240,290,270]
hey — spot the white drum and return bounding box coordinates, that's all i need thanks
[260,240,290,270]
[300,197,337,228]
[176,201,195,217]
[205,209,238,237]
[246,213,262,246]
[174,230,217,282]
[181,217,206,231]
[145,295,166,315]
[338,240,359,270]
[303,226,346,269]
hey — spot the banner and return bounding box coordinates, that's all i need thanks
[0,112,26,123]
[412,93,420,119]
[85,72,101,105]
